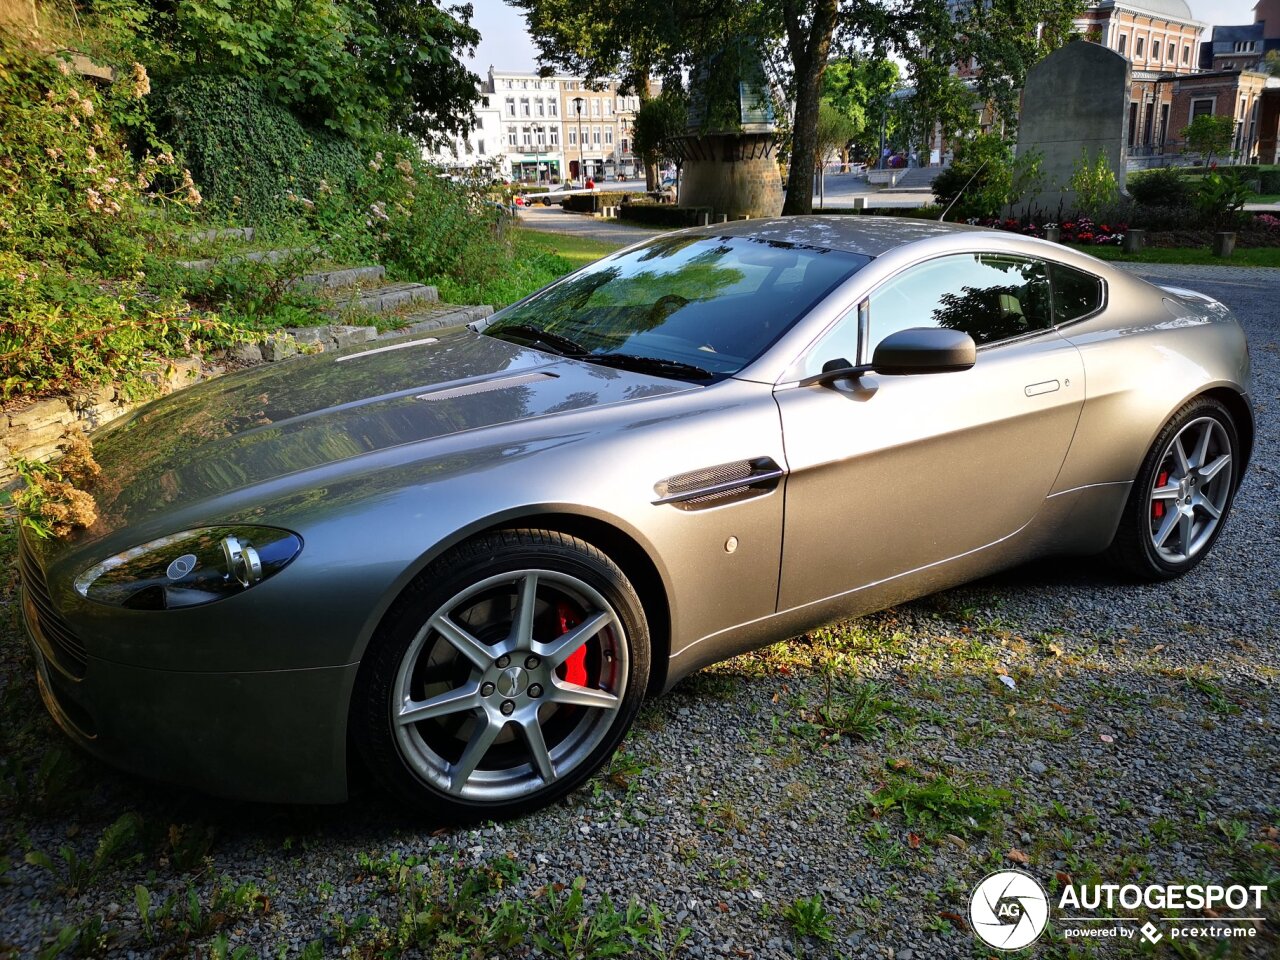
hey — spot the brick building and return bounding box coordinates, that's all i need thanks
[1073,0,1205,161]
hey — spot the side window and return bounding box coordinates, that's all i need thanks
[1049,263,1104,324]
[796,300,864,379]
[866,253,1053,353]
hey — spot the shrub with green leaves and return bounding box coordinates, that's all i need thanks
[932,133,1043,219]
[1127,167,1191,208]
[1068,147,1119,219]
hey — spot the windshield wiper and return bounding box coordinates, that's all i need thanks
[487,323,589,357]
[584,353,715,381]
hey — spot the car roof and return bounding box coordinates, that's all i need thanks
[681,215,993,258]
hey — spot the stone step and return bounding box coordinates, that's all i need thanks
[378,304,494,339]
[296,265,386,290]
[176,247,315,271]
[184,226,256,246]
[327,281,438,315]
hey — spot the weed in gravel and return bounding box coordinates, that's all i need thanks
[862,772,1009,837]
[782,893,835,943]
[530,877,691,960]
[791,680,901,745]
[25,812,142,896]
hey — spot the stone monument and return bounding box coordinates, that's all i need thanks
[673,42,784,219]
[1017,40,1129,210]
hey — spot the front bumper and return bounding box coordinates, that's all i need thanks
[20,570,358,805]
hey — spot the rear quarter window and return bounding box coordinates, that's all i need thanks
[1050,263,1104,324]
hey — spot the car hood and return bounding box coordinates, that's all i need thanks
[74,329,691,543]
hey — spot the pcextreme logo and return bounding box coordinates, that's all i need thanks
[969,870,1269,949]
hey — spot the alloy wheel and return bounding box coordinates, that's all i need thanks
[392,569,628,801]
[1148,416,1233,564]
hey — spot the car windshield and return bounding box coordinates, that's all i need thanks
[483,235,869,381]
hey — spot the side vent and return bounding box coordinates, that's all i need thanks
[653,457,784,510]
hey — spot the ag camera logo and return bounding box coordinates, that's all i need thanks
[969,870,1050,950]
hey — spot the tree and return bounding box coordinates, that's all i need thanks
[632,89,687,181]
[814,100,856,205]
[138,1,481,143]
[944,0,1085,131]
[822,56,898,165]
[1181,114,1235,166]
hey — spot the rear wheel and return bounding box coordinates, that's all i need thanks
[1105,397,1239,581]
[353,529,649,820]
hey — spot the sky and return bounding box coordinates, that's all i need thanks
[462,0,1263,77]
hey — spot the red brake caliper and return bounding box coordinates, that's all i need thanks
[1153,470,1169,519]
[556,601,588,686]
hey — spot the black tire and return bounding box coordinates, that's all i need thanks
[1104,397,1240,581]
[352,528,650,821]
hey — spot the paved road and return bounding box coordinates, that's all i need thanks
[518,203,664,245]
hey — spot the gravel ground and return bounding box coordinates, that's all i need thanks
[0,264,1276,959]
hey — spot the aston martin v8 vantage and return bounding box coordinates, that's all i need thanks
[18,217,1252,819]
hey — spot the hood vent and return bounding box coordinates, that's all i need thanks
[416,370,559,402]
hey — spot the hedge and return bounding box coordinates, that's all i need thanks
[618,203,710,227]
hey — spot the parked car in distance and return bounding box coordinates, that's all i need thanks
[20,217,1252,822]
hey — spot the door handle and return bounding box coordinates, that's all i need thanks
[1024,379,1060,397]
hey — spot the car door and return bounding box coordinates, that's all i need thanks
[774,251,1086,611]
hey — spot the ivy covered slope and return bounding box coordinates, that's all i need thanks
[0,2,578,411]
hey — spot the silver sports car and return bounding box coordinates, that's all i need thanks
[19,217,1252,819]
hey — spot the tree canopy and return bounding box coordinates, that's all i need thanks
[127,0,481,142]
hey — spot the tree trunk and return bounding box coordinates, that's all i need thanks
[782,0,839,216]
[638,72,658,191]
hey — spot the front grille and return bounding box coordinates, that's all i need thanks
[17,535,87,679]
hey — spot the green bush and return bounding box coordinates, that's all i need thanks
[1127,168,1191,207]
[153,75,363,222]
[618,203,707,227]
[932,134,1043,219]
[1259,169,1280,194]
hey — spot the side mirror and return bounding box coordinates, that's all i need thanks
[871,327,976,375]
[798,327,976,388]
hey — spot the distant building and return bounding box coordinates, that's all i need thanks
[431,89,508,178]
[1200,0,1280,71]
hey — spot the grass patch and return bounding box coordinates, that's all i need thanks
[863,772,1010,836]
[1069,243,1280,268]
[515,228,623,269]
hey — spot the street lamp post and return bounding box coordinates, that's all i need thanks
[573,96,585,187]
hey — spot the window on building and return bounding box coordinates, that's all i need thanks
[505,99,516,117]
[621,138,629,153]
[1159,103,1170,146]
[477,139,485,156]
[522,129,532,147]
[550,128,560,145]
[1191,98,1214,120]
[605,128,613,145]
[1117,34,1127,56]
[537,100,545,116]
[591,99,600,117]
[1152,41,1160,61]
[1135,36,1144,58]
[549,101,558,116]
[568,128,577,146]
[593,126,601,145]
[507,128,518,146]
[1128,101,1138,146]
[536,127,546,146]
[604,99,613,116]
[520,99,530,117]
[1182,45,1190,64]
[1167,42,1174,61]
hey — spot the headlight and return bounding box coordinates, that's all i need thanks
[74,526,303,610]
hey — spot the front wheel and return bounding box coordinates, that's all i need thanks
[352,529,650,820]
[1105,397,1240,581]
